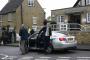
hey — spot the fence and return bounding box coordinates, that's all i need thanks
[51,23,90,32]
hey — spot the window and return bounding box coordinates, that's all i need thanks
[81,0,85,6]
[32,25,37,31]
[57,16,65,23]
[86,0,90,5]
[87,13,90,23]
[28,0,35,6]
[32,17,37,24]
[0,15,2,22]
[8,13,12,22]
[0,15,2,27]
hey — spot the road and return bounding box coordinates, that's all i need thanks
[0,46,90,60]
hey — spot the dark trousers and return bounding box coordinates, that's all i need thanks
[1,36,8,45]
[43,36,50,49]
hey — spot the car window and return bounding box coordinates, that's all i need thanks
[31,33,38,38]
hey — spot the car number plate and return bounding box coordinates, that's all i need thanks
[67,38,73,42]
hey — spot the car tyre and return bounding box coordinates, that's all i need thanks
[45,46,53,54]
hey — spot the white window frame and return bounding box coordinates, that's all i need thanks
[32,17,37,24]
[81,0,85,6]
[87,13,90,23]
[28,0,35,7]
[86,0,90,5]
[32,25,37,31]
[8,13,12,22]
[57,15,65,23]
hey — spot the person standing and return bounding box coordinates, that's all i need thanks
[30,29,35,35]
[39,20,52,50]
[19,24,29,55]
[1,27,8,45]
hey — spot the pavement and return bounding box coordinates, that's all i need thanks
[0,43,19,47]
[5,43,20,47]
[76,44,90,51]
[0,43,90,51]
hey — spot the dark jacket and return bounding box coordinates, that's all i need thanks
[39,26,46,37]
[39,26,52,37]
[19,27,29,40]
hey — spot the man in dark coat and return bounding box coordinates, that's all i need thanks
[38,20,52,50]
[19,24,29,55]
[1,27,8,45]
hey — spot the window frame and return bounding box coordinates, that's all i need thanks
[57,15,65,23]
[32,17,37,25]
[8,13,12,22]
[87,13,90,23]
[86,0,90,5]
[0,15,3,27]
[32,25,37,31]
[0,15,2,22]
[28,0,35,7]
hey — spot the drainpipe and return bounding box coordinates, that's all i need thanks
[20,4,23,24]
[85,0,86,6]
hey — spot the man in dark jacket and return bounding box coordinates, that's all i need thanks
[19,24,29,55]
[38,20,52,50]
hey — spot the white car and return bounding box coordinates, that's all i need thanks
[50,31,77,50]
[28,31,77,53]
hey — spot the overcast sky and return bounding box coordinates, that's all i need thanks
[0,0,77,18]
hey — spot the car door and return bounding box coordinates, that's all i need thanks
[29,33,38,47]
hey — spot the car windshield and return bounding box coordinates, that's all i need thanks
[30,32,38,38]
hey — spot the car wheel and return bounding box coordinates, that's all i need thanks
[45,46,53,54]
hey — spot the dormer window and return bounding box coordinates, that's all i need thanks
[28,0,35,7]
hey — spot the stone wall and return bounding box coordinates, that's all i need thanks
[75,32,90,44]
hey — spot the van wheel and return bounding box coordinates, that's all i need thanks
[45,46,53,54]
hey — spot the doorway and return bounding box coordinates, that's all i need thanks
[68,14,81,30]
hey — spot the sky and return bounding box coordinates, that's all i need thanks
[0,0,77,18]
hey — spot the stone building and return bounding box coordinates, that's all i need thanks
[0,0,45,33]
[51,0,90,44]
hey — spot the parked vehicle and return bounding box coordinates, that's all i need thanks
[28,31,77,53]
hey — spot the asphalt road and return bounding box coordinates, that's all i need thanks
[0,46,90,60]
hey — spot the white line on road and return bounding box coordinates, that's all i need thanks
[58,57,72,59]
[0,54,8,59]
[18,56,34,60]
[77,57,90,59]
[35,59,48,60]
[0,54,17,60]
[39,56,51,59]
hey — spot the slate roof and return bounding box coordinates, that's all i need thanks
[0,0,24,15]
